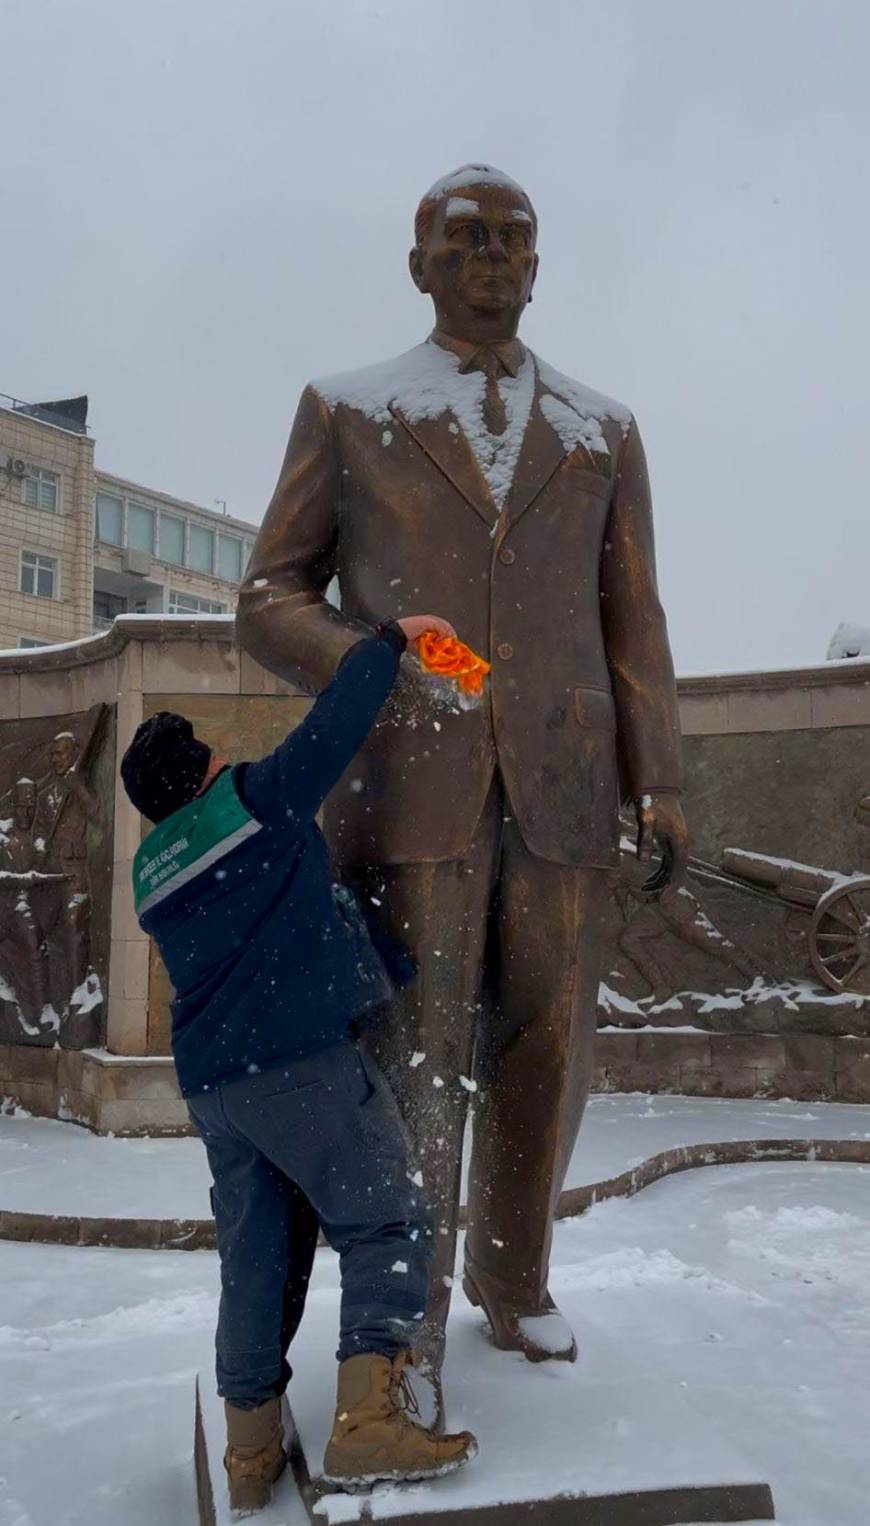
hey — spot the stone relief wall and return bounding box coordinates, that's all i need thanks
[2,620,869,1129]
[598,772,870,1041]
[0,703,113,1049]
[681,725,870,870]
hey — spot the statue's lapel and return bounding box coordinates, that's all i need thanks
[388,403,499,530]
[501,372,608,533]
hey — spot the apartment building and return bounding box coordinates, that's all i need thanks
[0,392,259,649]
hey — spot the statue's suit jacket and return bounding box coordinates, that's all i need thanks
[236,340,683,869]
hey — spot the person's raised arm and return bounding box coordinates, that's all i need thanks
[235,385,368,694]
[240,615,454,829]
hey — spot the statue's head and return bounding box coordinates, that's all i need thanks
[409,164,538,340]
[49,732,76,777]
[13,778,36,829]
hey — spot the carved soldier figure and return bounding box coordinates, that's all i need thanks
[0,778,38,873]
[613,865,758,1010]
[35,731,100,994]
[237,164,688,1410]
[0,778,49,1034]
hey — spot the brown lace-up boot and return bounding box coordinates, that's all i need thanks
[224,1397,285,1514]
[322,1351,477,1490]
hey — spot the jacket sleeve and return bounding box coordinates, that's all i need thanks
[239,623,407,828]
[599,417,684,798]
[235,384,371,694]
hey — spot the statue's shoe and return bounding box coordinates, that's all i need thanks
[462,1256,578,1364]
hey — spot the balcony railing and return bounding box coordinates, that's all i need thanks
[1,391,90,435]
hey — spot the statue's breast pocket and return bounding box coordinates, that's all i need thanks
[562,458,613,500]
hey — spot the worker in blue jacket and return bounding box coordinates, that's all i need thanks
[121,614,477,1511]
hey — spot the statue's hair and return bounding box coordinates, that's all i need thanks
[414,162,537,247]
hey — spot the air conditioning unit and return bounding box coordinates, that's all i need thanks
[7,457,27,478]
[122,549,152,577]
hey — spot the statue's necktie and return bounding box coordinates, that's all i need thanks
[479,351,508,437]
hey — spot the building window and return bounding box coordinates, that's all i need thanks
[96,492,124,544]
[94,485,251,584]
[93,590,127,629]
[23,467,59,513]
[188,523,215,574]
[217,533,242,582]
[168,590,225,615]
[20,551,57,599]
[18,636,49,648]
[127,502,155,555]
[159,513,185,565]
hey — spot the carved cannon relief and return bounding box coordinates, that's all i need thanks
[598,793,870,1038]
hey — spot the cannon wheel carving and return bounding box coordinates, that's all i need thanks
[810,877,870,994]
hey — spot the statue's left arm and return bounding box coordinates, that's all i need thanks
[600,417,689,890]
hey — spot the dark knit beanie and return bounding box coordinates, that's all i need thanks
[120,711,211,823]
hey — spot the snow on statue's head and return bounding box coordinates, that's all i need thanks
[410,164,539,340]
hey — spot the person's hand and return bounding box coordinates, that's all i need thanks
[397,615,456,643]
[636,792,689,898]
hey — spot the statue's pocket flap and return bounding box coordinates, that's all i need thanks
[574,685,617,731]
[563,457,612,495]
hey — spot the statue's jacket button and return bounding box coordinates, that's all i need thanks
[496,642,514,661]
[498,547,516,565]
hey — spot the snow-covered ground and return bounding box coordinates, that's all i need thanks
[4,1093,870,1220]
[1,1161,869,1525]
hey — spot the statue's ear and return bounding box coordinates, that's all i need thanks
[529,251,540,296]
[408,246,428,293]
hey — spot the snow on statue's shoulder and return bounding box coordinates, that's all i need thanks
[536,357,632,449]
[312,342,476,427]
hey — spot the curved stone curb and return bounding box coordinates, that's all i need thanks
[0,1209,213,1251]
[3,1136,869,1252]
[555,1135,870,1218]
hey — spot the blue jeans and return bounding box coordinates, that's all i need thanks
[187,1039,432,1408]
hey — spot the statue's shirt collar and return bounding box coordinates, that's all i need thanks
[430,330,526,380]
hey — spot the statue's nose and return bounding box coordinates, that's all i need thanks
[483,232,510,263]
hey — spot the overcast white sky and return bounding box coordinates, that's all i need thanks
[1,0,867,673]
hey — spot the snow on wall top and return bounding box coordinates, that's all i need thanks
[828,622,870,660]
[422,163,527,201]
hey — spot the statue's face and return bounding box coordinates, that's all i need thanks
[411,183,538,335]
[50,737,76,776]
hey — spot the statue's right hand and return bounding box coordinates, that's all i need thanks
[396,614,456,643]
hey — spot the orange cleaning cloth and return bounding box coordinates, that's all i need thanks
[415,631,492,698]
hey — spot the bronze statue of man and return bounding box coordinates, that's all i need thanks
[237,163,688,1413]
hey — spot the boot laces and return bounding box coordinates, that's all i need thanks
[389,1352,421,1426]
